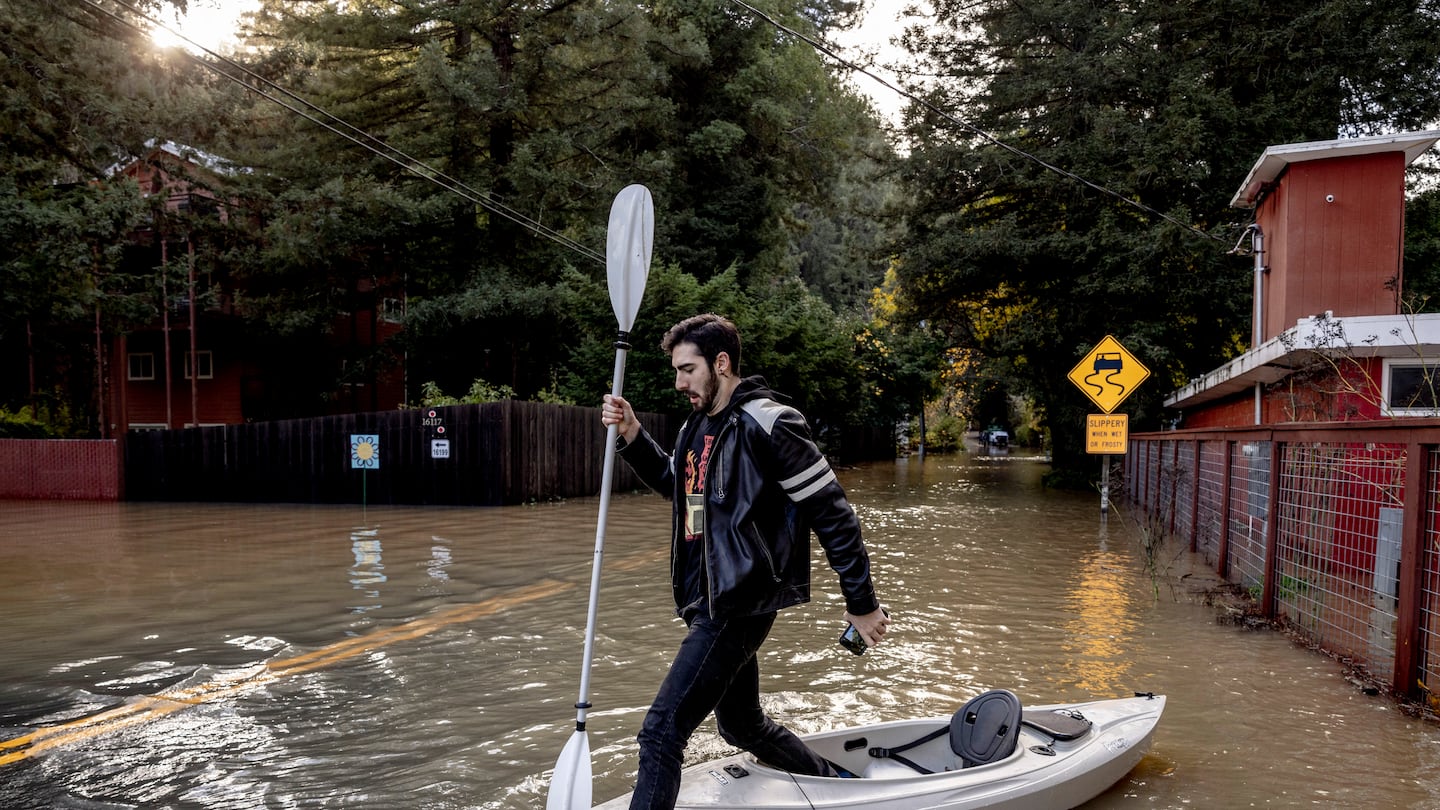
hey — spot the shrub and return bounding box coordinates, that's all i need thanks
[0,407,61,439]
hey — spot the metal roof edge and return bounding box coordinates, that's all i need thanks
[1165,312,1440,410]
[1229,129,1440,209]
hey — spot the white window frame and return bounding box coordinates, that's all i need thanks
[184,350,214,380]
[127,352,155,381]
[1381,358,1440,416]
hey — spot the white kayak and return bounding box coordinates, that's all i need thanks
[594,692,1165,810]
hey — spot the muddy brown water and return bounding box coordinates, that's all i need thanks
[1,452,1435,808]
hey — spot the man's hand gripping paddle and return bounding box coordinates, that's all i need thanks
[546,184,653,810]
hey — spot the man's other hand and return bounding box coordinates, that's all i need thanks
[844,607,891,648]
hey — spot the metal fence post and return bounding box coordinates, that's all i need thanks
[1217,440,1233,578]
[1260,440,1283,620]
[1189,438,1201,552]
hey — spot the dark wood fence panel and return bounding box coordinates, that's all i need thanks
[124,402,669,506]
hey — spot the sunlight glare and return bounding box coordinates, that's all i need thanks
[150,0,257,54]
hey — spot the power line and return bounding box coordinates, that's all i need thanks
[81,0,606,266]
[727,0,1228,245]
[87,0,1224,258]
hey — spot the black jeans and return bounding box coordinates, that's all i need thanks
[628,611,835,809]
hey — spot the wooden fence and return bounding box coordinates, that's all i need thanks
[123,401,671,506]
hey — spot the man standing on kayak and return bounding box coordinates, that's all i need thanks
[601,313,890,809]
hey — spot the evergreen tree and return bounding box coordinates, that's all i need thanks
[0,0,224,432]
[895,0,1440,477]
[229,0,897,407]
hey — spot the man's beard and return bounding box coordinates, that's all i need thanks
[692,372,720,413]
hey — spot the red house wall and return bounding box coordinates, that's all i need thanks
[1180,357,1387,428]
[1257,152,1405,342]
[122,366,244,427]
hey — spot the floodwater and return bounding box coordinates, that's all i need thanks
[1,452,1436,809]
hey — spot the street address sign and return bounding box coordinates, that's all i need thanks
[1067,335,1150,413]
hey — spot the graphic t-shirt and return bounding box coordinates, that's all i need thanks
[678,412,720,616]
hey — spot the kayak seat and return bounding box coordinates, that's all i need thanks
[866,689,1023,775]
[951,689,1022,768]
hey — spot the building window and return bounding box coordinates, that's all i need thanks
[185,350,214,380]
[128,353,155,381]
[1383,359,1440,415]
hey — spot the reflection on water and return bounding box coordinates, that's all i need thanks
[429,541,453,584]
[350,528,386,614]
[0,454,1435,809]
[1062,549,1137,693]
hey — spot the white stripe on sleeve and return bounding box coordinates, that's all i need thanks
[780,458,829,490]
[789,469,837,501]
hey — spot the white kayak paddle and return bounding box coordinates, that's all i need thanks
[546,184,654,810]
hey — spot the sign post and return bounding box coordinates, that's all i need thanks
[1068,336,1148,512]
[350,434,380,522]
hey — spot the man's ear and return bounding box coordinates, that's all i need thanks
[715,352,732,376]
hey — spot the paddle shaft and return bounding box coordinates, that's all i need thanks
[572,333,630,728]
[549,183,651,810]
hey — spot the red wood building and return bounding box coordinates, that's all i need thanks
[104,142,405,434]
[1123,132,1440,703]
[1165,129,1440,427]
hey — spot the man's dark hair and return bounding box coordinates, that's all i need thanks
[662,313,742,373]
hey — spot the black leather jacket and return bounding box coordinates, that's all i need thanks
[618,377,880,620]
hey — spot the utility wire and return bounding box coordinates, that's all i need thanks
[727,0,1228,245]
[82,0,606,266]
[90,0,1223,255]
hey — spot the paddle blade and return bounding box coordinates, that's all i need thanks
[546,729,592,810]
[606,184,653,332]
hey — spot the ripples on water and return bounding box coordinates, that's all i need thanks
[1,453,1436,808]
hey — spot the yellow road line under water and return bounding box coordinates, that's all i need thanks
[0,578,574,766]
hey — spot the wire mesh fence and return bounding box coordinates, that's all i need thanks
[1195,440,1226,566]
[1272,442,1403,673]
[1227,441,1271,594]
[1127,423,1440,713]
[1420,449,1440,701]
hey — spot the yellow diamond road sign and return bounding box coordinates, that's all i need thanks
[1068,335,1150,414]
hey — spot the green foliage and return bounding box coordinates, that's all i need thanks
[0,0,242,431]
[220,0,895,413]
[1405,186,1440,311]
[896,0,1440,473]
[415,379,516,407]
[551,261,884,432]
[0,408,53,439]
[923,412,966,453]
[0,394,83,439]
